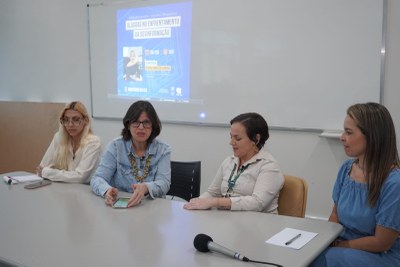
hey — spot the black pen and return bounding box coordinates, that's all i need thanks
[285,233,301,245]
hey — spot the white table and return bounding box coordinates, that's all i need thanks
[0,173,342,267]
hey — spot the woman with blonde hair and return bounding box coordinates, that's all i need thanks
[37,101,101,183]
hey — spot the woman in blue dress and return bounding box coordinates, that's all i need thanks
[310,102,400,267]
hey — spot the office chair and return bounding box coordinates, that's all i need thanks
[277,175,308,218]
[167,161,201,202]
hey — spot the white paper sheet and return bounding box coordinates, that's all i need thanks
[266,227,318,249]
[3,174,43,184]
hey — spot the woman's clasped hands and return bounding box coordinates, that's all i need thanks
[105,183,149,208]
[184,197,217,210]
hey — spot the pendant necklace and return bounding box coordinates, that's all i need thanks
[128,153,152,183]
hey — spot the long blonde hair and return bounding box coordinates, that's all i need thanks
[53,101,93,170]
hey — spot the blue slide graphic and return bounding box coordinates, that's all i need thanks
[116,1,192,102]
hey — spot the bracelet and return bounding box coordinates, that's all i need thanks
[216,197,220,208]
[217,197,230,210]
[331,239,340,247]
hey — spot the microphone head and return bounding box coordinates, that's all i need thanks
[194,233,213,252]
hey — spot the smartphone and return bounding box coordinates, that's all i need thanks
[112,197,130,209]
[24,180,52,189]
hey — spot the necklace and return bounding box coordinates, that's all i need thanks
[354,159,365,171]
[128,153,152,183]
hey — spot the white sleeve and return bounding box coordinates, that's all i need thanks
[200,160,226,198]
[39,133,59,167]
[42,136,102,184]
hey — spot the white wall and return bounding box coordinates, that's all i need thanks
[1,0,399,219]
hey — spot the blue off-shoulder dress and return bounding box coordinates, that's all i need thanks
[309,159,400,267]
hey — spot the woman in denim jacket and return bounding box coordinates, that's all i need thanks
[91,100,171,208]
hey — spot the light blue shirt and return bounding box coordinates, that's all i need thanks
[333,160,400,252]
[90,137,171,198]
[309,160,400,267]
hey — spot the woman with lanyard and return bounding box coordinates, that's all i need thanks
[90,100,171,208]
[184,113,284,213]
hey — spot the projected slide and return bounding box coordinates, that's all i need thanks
[90,0,383,128]
[117,2,192,102]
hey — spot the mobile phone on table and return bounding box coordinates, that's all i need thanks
[112,197,130,208]
[24,180,52,189]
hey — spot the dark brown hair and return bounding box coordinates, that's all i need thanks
[347,102,400,207]
[230,112,269,150]
[121,100,161,143]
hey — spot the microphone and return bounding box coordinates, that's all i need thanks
[193,233,249,262]
[193,233,284,267]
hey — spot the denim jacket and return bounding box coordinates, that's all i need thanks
[90,137,171,198]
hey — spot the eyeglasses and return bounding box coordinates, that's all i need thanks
[60,117,83,126]
[130,120,152,129]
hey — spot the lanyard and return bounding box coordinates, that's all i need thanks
[227,163,249,190]
[226,159,261,191]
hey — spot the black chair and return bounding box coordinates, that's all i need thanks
[167,161,201,202]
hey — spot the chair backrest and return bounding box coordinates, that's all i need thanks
[277,175,308,218]
[167,161,201,202]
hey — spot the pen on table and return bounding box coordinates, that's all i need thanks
[5,176,20,184]
[285,233,302,245]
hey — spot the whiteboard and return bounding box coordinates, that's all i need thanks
[88,0,384,130]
